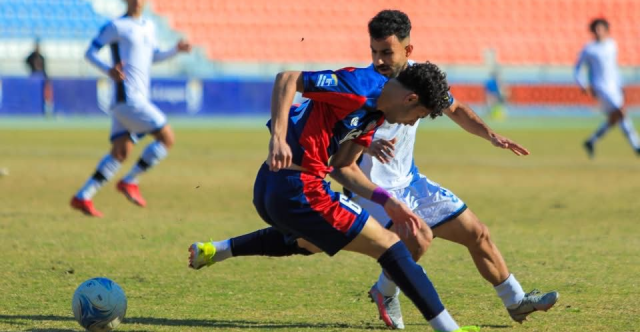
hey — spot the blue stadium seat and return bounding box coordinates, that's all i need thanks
[0,0,108,40]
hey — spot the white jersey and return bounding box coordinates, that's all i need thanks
[574,38,622,95]
[86,15,177,103]
[359,91,455,190]
[359,121,420,190]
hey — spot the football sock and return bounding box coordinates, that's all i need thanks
[378,241,457,329]
[429,309,460,332]
[619,117,640,150]
[376,271,400,297]
[122,141,167,184]
[230,227,313,257]
[588,121,610,144]
[211,239,232,262]
[76,154,121,199]
[494,274,525,309]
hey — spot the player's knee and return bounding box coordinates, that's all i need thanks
[469,221,491,248]
[110,146,128,162]
[296,239,322,254]
[402,225,432,261]
[154,126,175,149]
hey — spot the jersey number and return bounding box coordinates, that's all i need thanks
[339,194,363,214]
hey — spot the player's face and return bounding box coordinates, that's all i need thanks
[370,35,412,78]
[383,92,431,125]
[593,24,609,40]
[126,0,145,12]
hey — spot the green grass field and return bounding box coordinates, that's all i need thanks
[1,119,639,332]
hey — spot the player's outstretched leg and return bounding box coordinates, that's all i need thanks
[187,227,315,269]
[119,126,173,207]
[71,153,122,217]
[117,140,167,207]
[584,121,610,159]
[618,116,640,155]
[433,209,558,323]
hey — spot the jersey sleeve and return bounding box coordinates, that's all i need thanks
[90,22,118,50]
[85,22,118,74]
[352,118,384,147]
[301,68,369,111]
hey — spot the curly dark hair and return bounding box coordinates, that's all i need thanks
[396,62,451,119]
[590,18,609,33]
[368,10,411,40]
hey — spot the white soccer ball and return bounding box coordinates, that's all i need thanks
[72,277,127,332]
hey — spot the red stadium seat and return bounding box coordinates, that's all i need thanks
[149,0,640,65]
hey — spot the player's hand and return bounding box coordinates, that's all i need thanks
[581,86,595,97]
[383,198,422,237]
[268,136,292,171]
[367,138,396,164]
[176,40,192,53]
[108,63,125,82]
[490,133,530,156]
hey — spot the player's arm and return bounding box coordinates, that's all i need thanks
[574,50,592,95]
[330,140,421,236]
[268,71,304,171]
[153,40,191,63]
[85,22,124,81]
[445,100,530,156]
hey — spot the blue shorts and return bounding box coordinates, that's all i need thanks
[252,163,369,256]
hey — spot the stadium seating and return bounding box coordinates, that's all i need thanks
[0,0,106,40]
[149,0,640,65]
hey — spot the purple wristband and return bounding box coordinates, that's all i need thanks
[371,187,391,206]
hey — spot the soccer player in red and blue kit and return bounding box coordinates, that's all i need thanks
[188,62,478,332]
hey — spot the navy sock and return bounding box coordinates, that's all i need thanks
[230,227,312,257]
[378,241,445,320]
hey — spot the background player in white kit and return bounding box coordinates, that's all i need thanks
[574,18,640,158]
[70,0,191,217]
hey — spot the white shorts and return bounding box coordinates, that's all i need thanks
[109,98,167,142]
[353,174,466,229]
[596,89,624,113]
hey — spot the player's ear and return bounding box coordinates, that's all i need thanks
[405,44,413,57]
[403,92,419,105]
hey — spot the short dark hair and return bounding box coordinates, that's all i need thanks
[396,62,451,119]
[368,10,411,40]
[590,18,609,33]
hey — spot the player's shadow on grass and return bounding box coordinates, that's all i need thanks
[127,316,390,330]
[0,314,389,330]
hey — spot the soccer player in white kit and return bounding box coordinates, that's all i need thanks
[70,0,191,217]
[353,10,558,329]
[574,18,640,158]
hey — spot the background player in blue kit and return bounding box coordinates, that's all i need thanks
[70,0,191,217]
[189,62,478,332]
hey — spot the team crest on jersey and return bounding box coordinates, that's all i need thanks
[350,117,359,126]
[316,74,338,87]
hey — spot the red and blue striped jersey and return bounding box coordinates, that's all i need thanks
[268,66,388,178]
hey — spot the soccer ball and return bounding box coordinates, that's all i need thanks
[72,277,127,332]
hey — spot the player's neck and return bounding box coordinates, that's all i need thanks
[126,10,143,18]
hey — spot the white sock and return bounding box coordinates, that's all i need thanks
[123,141,168,184]
[76,154,121,199]
[619,117,640,150]
[376,271,400,297]
[212,239,232,262]
[588,121,610,144]
[494,274,525,309]
[429,309,459,331]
